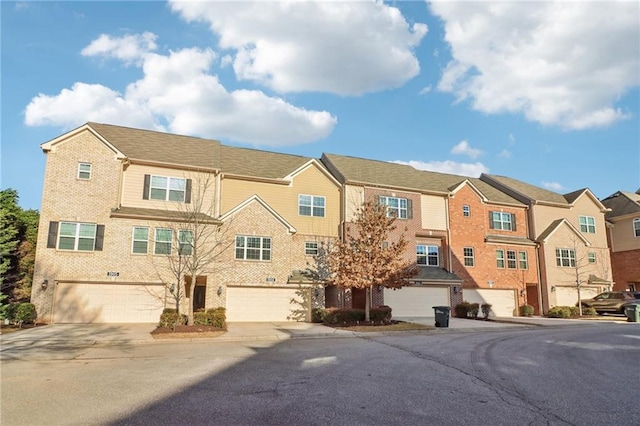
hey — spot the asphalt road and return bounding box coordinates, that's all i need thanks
[2,324,639,426]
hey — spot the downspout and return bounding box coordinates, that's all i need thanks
[529,204,545,316]
[446,193,453,273]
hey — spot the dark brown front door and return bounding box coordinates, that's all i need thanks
[526,284,540,315]
[352,288,366,309]
[194,285,206,311]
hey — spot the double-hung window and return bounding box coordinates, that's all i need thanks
[143,174,191,202]
[463,247,475,267]
[490,212,514,231]
[556,248,576,267]
[579,216,596,233]
[155,229,173,255]
[379,196,409,219]
[305,241,319,256]
[178,230,193,256]
[77,163,92,180]
[634,218,640,237]
[496,249,505,268]
[298,195,325,217]
[588,252,596,264]
[236,236,271,261]
[417,245,439,266]
[132,227,149,254]
[518,251,528,269]
[463,205,470,217]
[507,250,517,269]
[58,222,97,251]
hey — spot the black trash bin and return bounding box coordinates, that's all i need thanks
[433,306,451,328]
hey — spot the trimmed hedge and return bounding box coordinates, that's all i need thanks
[321,306,392,324]
[159,309,188,327]
[519,304,534,317]
[194,308,226,329]
[15,303,37,325]
[454,301,471,318]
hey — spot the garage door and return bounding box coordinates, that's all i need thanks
[53,282,166,323]
[463,289,516,317]
[556,286,600,307]
[226,286,304,321]
[384,286,449,317]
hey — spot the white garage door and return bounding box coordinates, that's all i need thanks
[384,286,449,317]
[463,289,516,317]
[556,286,600,307]
[226,286,303,322]
[53,282,166,323]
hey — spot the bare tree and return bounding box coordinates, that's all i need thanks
[326,201,417,321]
[155,172,235,325]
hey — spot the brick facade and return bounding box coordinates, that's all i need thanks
[610,249,640,291]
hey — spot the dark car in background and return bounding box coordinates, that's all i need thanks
[579,291,640,314]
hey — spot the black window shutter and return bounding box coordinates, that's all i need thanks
[143,174,150,200]
[512,214,517,231]
[47,221,59,248]
[407,199,413,219]
[489,211,495,229]
[185,179,192,204]
[95,225,105,251]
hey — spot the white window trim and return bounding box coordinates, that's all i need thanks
[77,163,92,180]
[579,215,596,234]
[492,212,513,231]
[496,249,505,269]
[507,250,517,269]
[150,175,186,202]
[178,230,193,256]
[132,226,149,254]
[556,248,576,268]
[633,218,640,238]
[305,241,319,256]
[518,251,528,270]
[58,221,97,251]
[588,252,596,264]
[154,228,173,255]
[380,196,408,219]
[463,247,475,267]
[235,235,272,261]
[417,245,439,266]
[298,194,326,217]
[463,205,470,217]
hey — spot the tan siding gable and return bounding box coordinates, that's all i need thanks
[420,195,447,230]
[608,217,640,252]
[569,195,609,250]
[344,185,365,221]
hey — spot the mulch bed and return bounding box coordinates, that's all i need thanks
[150,325,226,339]
[324,320,402,328]
[0,323,45,335]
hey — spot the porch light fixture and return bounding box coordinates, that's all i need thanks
[170,283,175,294]
[551,286,556,292]
[453,286,458,294]
[41,279,49,290]
[217,286,223,296]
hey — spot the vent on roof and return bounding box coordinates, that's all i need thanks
[636,188,640,195]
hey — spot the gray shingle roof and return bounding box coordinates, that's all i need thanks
[481,174,569,205]
[601,190,640,219]
[410,267,462,283]
[322,153,523,205]
[88,122,221,170]
[110,207,220,224]
[220,146,312,179]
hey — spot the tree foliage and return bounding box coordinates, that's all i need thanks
[326,200,417,320]
[0,189,39,302]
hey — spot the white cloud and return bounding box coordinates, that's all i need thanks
[419,85,432,95]
[451,140,482,159]
[431,2,639,130]
[508,133,515,145]
[542,181,564,192]
[25,34,336,146]
[81,32,157,64]
[392,160,489,177]
[498,149,511,159]
[170,0,427,96]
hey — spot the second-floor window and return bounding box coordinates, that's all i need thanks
[77,163,92,180]
[143,174,191,203]
[154,229,173,255]
[379,196,410,219]
[417,245,439,266]
[463,247,475,267]
[519,251,528,269]
[507,250,517,269]
[588,252,596,264]
[298,195,325,217]
[305,241,319,256]
[496,249,505,268]
[132,227,149,254]
[489,212,515,231]
[579,216,596,233]
[634,218,640,237]
[556,248,576,267]
[58,222,99,251]
[463,205,470,217]
[178,230,193,256]
[236,236,271,261]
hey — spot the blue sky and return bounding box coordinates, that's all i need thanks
[2,1,639,211]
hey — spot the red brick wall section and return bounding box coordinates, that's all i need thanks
[610,249,640,291]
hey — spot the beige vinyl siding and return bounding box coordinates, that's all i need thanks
[609,217,640,252]
[531,204,571,239]
[569,195,609,249]
[420,194,447,230]
[221,165,340,236]
[121,164,216,211]
[344,185,365,222]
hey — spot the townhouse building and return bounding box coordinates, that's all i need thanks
[601,190,640,292]
[31,123,341,323]
[480,175,613,313]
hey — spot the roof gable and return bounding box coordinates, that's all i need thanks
[536,218,590,245]
[481,174,569,206]
[220,195,296,234]
[220,145,311,180]
[41,123,127,159]
[601,190,640,219]
[564,188,608,212]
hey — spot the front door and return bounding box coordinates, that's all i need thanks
[526,284,540,315]
[193,285,206,311]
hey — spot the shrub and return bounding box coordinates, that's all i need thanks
[371,306,392,323]
[321,307,391,324]
[547,306,572,318]
[519,304,534,317]
[311,308,326,323]
[469,303,480,319]
[159,312,188,328]
[15,303,37,326]
[1,302,19,323]
[207,307,226,329]
[454,301,472,318]
[582,307,597,316]
[162,308,177,314]
[481,303,492,319]
[569,306,580,317]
